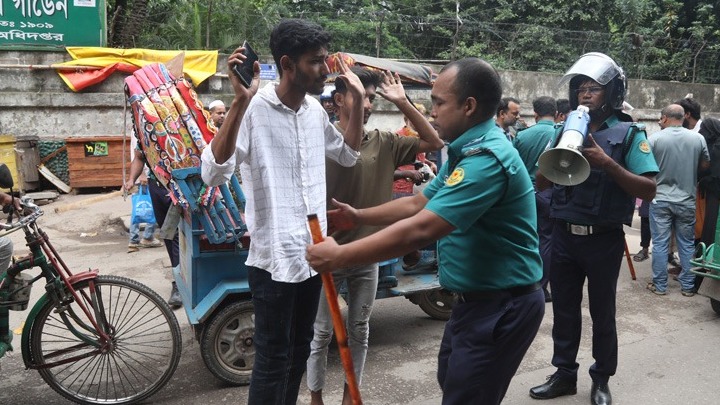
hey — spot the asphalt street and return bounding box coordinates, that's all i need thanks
[0,192,718,404]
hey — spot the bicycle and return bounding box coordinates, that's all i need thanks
[0,164,182,404]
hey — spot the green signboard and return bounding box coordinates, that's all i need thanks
[0,0,106,50]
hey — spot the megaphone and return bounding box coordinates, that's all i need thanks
[538,106,591,186]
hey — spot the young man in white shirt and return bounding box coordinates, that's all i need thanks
[201,19,366,405]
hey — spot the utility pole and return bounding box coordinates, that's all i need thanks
[452,1,461,61]
[206,0,213,49]
[375,11,385,58]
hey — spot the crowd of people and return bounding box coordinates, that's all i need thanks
[96,16,720,405]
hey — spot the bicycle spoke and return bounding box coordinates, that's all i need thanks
[30,276,180,404]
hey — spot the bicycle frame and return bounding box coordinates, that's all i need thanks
[0,199,111,370]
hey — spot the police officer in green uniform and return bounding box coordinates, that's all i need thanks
[306,57,545,405]
[529,53,658,405]
[514,96,559,302]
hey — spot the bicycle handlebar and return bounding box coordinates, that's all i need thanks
[0,197,43,231]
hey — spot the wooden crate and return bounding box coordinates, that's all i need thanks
[66,136,131,188]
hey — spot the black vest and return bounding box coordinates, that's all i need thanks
[550,121,639,226]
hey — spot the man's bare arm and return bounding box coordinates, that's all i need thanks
[123,155,147,191]
[308,209,453,273]
[377,71,443,153]
[334,58,365,151]
[584,134,656,201]
[330,192,428,231]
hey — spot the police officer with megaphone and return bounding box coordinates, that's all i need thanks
[529,53,659,405]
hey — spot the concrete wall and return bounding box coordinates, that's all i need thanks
[2,51,720,140]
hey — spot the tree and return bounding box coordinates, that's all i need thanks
[108,0,720,84]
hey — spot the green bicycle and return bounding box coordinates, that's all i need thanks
[0,164,182,405]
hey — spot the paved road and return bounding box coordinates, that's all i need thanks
[1,193,719,404]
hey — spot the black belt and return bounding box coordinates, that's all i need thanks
[454,282,541,303]
[559,220,622,236]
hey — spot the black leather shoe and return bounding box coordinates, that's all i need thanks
[167,282,182,309]
[529,374,577,399]
[591,382,612,405]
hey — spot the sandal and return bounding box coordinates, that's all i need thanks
[633,249,649,262]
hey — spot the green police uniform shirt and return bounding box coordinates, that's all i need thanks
[423,119,543,293]
[549,115,658,177]
[513,119,557,185]
[601,115,659,176]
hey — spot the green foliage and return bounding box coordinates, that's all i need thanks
[115,0,720,84]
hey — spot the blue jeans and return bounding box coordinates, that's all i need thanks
[306,263,379,391]
[247,266,322,405]
[649,200,696,292]
[129,222,156,244]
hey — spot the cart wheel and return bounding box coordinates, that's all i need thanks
[411,289,454,321]
[201,301,255,385]
[711,299,720,315]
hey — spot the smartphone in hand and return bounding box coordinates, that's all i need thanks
[232,41,258,88]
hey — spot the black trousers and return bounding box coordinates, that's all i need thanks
[536,189,554,288]
[148,180,179,267]
[437,288,544,404]
[550,223,624,384]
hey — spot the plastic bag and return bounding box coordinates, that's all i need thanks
[131,185,156,225]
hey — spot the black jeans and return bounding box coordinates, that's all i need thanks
[247,267,322,405]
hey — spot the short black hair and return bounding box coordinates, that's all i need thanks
[675,97,702,120]
[496,97,520,116]
[533,96,557,117]
[556,99,571,115]
[334,67,381,93]
[441,58,502,121]
[269,19,332,77]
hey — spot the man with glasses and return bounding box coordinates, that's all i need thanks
[529,53,658,405]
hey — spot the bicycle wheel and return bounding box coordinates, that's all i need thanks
[28,275,182,405]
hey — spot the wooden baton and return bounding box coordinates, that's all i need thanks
[307,214,363,405]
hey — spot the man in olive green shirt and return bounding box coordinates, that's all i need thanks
[307,67,442,405]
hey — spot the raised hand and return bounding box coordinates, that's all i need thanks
[377,70,406,104]
[334,56,365,100]
[227,45,260,100]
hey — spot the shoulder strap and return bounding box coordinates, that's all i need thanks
[622,123,645,157]
[448,142,509,201]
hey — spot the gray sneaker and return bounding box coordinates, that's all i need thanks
[167,282,182,309]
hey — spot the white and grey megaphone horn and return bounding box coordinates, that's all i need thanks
[538,105,591,186]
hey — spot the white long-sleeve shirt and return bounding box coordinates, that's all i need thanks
[201,83,359,282]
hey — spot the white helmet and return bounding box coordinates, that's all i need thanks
[560,52,627,110]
